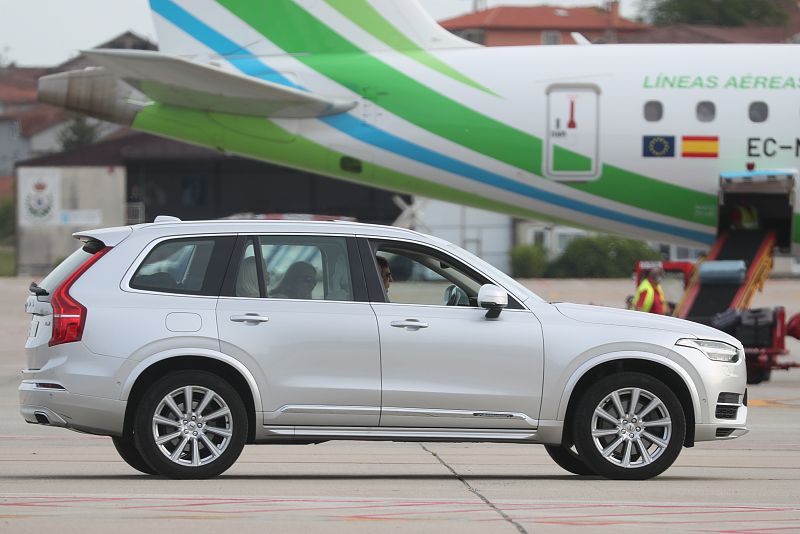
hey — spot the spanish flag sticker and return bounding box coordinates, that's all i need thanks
[682,136,719,158]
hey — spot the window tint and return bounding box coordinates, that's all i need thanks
[644,101,663,122]
[130,236,234,295]
[234,236,354,301]
[749,101,768,122]
[696,101,715,122]
[373,244,484,307]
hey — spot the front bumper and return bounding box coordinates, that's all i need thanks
[672,344,749,442]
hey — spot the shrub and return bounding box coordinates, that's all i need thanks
[545,236,661,278]
[510,244,548,278]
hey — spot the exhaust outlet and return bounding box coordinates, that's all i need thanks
[34,411,51,425]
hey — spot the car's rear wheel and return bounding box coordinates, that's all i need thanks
[112,434,158,475]
[544,443,596,476]
[133,370,248,479]
[572,372,685,480]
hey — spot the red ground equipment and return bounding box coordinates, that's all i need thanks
[633,169,800,384]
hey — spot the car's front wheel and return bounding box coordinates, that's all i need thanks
[572,372,685,480]
[133,370,248,479]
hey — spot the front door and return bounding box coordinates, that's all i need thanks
[216,235,380,427]
[364,239,545,429]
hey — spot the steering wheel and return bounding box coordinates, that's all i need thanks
[444,284,469,306]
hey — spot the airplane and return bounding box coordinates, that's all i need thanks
[37,0,800,253]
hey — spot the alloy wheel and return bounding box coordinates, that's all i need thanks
[151,385,233,467]
[590,387,672,469]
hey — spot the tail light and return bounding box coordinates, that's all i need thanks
[49,246,112,347]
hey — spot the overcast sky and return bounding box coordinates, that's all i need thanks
[0,0,641,66]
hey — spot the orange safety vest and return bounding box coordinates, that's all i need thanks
[635,279,666,314]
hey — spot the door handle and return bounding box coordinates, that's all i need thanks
[390,319,429,330]
[230,314,269,324]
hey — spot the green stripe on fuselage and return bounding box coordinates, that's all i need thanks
[324,0,495,95]
[132,104,583,227]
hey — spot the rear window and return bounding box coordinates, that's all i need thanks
[130,236,235,296]
[38,240,104,294]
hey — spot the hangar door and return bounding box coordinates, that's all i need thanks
[544,84,601,181]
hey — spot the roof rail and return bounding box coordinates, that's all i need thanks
[153,215,182,223]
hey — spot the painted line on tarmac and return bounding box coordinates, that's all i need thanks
[1,494,799,529]
[749,398,800,408]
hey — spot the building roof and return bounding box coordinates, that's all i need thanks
[2,104,71,137]
[618,23,799,44]
[16,131,224,168]
[440,5,649,32]
[0,67,50,105]
[57,31,157,71]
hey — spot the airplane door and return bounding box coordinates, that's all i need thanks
[544,84,601,181]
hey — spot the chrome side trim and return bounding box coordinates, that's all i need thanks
[381,406,538,427]
[277,405,380,416]
[261,425,539,442]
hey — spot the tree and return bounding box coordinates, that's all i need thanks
[640,0,792,26]
[545,236,661,278]
[58,116,100,151]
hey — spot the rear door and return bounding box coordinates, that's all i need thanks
[216,234,381,427]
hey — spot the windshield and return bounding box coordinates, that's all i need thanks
[441,241,544,303]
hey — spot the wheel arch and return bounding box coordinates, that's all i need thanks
[559,356,699,447]
[121,351,262,444]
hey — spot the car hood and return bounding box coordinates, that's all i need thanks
[553,302,740,344]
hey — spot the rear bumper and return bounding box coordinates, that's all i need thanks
[19,381,126,436]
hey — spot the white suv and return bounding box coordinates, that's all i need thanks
[21,218,747,479]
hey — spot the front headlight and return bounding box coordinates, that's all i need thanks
[676,338,741,363]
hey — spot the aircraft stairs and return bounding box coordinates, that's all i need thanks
[674,230,775,325]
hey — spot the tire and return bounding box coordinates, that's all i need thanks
[133,370,248,479]
[572,372,686,480]
[746,366,771,385]
[544,444,596,476]
[112,434,159,475]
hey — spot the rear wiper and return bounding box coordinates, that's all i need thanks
[29,282,48,296]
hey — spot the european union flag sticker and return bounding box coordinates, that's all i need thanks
[643,135,675,157]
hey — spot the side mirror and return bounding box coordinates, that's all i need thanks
[478,284,507,319]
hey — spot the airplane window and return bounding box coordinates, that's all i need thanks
[696,101,716,122]
[644,101,663,122]
[749,102,768,123]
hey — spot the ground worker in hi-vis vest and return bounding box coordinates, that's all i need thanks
[635,266,667,314]
[730,204,759,230]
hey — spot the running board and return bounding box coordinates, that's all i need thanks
[259,425,539,443]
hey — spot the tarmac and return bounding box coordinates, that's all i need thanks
[1,276,799,533]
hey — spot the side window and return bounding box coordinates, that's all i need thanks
[232,235,354,301]
[696,101,715,122]
[372,243,485,307]
[644,101,663,122]
[130,236,234,295]
[749,101,768,123]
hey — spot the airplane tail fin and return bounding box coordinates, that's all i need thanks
[150,0,477,57]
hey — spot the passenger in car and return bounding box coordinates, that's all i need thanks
[376,256,392,295]
[235,256,269,298]
[272,261,317,300]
